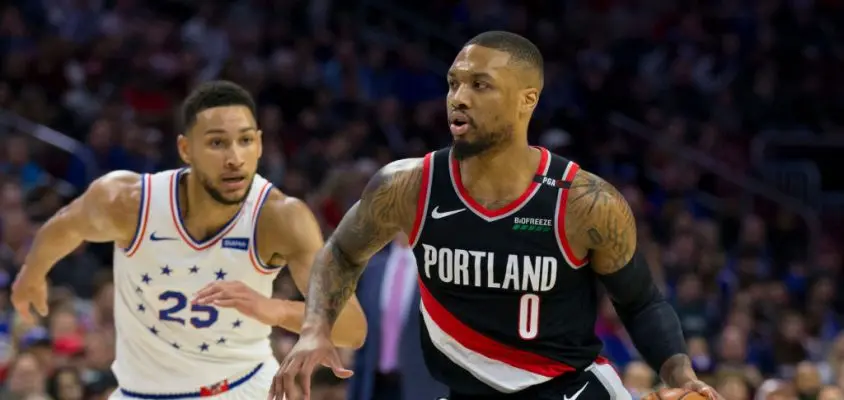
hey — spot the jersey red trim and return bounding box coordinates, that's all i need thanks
[450,147,550,218]
[418,277,576,377]
[408,152,434,247]
[555,162,588,268]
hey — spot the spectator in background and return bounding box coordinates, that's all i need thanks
[2,351,48,399]
[0,136,47,192]
[47,367,83,400]
[794,361,823,400]
[819,386,844,400]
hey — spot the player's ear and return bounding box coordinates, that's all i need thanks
[256,129,263,159]
[520,88,540,114]
[177,134,191,165]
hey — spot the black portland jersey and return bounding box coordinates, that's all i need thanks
[409,147,605,395]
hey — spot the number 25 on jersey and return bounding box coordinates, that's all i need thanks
[158,291,219,328]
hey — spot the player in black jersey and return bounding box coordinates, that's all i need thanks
[272,31,724,400]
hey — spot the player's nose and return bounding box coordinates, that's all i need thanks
[449,85,473,109]
[224,149,246,169]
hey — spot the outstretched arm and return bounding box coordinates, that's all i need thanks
[13,171,140,322]
[302,158,423,335]
[565,170,698,388]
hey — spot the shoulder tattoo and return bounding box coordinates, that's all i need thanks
[332,158,423,264]
[564,170,637,274]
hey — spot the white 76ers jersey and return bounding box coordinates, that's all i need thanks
[111,169,280,393]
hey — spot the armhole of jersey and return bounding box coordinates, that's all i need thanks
[408,152,435,248]
[124,174,152,257]
[554,162,589,269]
[249,181,278,275]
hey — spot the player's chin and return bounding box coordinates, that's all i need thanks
[215,188,248,205]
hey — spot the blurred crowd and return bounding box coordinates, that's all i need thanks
[1,0,843,399]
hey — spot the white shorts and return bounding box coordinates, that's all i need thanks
[109,358,279,400]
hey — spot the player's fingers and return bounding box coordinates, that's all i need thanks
[14,302,34,325]
[34,295,48,317]
[211,298,240,308]
[695,385,718,400]
[281,357,304,400]
[271,362,288,400]
[297,362,315,399]
[193,284,223,299]
[321,350,353,378]
[195,291,226,303]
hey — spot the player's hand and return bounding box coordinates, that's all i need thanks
[269,330,353,400]
[683,379,724,400]
[11,268,49,325]
[192,281,279,325]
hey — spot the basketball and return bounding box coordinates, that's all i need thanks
[642,388,708,400]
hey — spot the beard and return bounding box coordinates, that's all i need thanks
[452,126,511,161]
[196,171,252,205]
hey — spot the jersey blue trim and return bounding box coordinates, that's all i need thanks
[172,168,245,247]
[122,174,148,253]
[118,362,263,399]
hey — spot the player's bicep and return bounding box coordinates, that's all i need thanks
[265,197,325,288]
[566,171,637,274]
[331,160,422,266]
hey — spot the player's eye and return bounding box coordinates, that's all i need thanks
[239,137,254,145]
[473,81,489,90]
[209,139,225,148]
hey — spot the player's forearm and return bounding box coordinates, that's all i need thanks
[21,213,85,277]
[275,299,366,348]
[302,241,368,334]
[617,296,692,381]
[597,253,690,378]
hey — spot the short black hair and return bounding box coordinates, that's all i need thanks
[465,30,544,86]
[179,80,256,132]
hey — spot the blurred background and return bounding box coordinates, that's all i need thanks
[1,0,843,399]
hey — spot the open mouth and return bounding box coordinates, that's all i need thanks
[449,113,471,135]
[221,175,247,190]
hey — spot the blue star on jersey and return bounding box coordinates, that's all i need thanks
[130,265,246,356]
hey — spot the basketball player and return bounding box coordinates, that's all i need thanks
[273,32,724,400]
[10,81,366,399]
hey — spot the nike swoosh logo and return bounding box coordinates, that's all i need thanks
[149,232,177,241]
[430,206,466,219]
[564,382,589,400]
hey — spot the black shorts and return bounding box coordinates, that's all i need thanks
[442,362,631,400]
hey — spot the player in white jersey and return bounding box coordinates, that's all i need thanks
[10,81,367,399]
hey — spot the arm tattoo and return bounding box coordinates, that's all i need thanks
[565,170,637,274]
[304,159,423,327]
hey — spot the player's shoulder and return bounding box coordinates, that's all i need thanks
[364,157,425,199]
[567,168,627,208]
[85,170,144,215]
[253,187,322,252]
[258,188,310,224]
[564,167,635,236]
